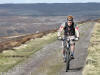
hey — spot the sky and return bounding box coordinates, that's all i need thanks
[0,0,100,4]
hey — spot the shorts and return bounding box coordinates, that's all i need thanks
[62,36,75,48]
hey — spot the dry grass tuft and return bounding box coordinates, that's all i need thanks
[83,23,100,75]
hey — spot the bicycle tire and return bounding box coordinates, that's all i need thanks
[66,49,70,72]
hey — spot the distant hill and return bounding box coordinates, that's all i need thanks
[0,3,100,36]
[0,3,100,16]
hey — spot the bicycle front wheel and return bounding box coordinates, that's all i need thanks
[66,50,70,72]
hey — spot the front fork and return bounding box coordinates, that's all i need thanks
[63,41,71,59]
[66,42,71,60]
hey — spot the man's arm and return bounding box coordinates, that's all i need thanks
[57,22,65,37]
[75,24,80,38]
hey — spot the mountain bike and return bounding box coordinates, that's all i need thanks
[58,37,77,72]
[65,38,72,72]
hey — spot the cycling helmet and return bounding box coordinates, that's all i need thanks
[67,16,73,21]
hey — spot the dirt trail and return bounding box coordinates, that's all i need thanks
[4,22,95,75]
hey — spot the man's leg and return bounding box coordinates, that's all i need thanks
[70,42,75,59]
[71,44,75,56]
[62,40,66,62]
[63,47,66,57]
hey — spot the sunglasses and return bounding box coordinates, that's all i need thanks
[68,21,72,23]
[68,20,73,21]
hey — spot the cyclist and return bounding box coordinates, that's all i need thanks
[58,16,80,60]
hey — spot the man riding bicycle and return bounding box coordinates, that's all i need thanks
[58,16,80,61]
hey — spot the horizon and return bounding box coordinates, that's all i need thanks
[0,0,100,4]
[0,2,100,4]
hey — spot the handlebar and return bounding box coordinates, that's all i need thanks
[57,37,79,41]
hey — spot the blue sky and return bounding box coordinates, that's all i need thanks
[0,0,100,4]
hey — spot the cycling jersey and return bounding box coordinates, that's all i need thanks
[58,22,79,38]
[64,22,75,36]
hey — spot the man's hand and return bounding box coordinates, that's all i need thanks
[75,37,79,41]
[58,36,62,40]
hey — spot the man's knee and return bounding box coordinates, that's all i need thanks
[62,46,66,51]
[70,43,75,46]
[70,41,75,45]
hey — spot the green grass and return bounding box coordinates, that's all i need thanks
[0,32,57,72]
[0,57,23,72]
[83,23,100,75]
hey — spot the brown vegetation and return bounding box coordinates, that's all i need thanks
[0,18,100,53]
[0,29,57,52]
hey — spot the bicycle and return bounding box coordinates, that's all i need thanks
[58,37,78,72]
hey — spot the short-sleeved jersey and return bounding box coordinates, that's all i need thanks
[58,22,79,37]
[64,22,76,36]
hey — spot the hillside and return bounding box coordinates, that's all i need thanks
[0,3,100,36]
[0,19,99,53]
[0,3,100,16]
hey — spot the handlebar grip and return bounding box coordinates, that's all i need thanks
[57,37,65,41]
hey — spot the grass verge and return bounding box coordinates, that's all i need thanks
[0,32,57,72]
[83,23,100,75]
